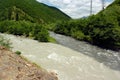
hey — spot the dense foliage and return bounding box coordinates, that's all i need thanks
[54,20,87,40]
[0,21,50,42]
[53,0,120,50]
[0,0,70,23]
[0,0,69,43]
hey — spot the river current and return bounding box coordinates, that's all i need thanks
[1,33,120,80]
[50,32,120,71]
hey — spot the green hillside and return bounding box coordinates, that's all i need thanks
[0,0,71,42]
[53,0,120,50]
[85,0,120,50]
[0,0,70,23]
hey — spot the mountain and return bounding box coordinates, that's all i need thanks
[0,0,70,23]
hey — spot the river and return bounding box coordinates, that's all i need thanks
[50,32,120,71]
[1,33,120,80]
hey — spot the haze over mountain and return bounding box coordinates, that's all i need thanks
[0,0,70,23]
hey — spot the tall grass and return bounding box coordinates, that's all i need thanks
[0,35,11,49]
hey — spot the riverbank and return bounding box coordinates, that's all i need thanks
[1,33,120,80]
[0,46,58,80]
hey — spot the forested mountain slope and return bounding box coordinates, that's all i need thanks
[0,0,70,23]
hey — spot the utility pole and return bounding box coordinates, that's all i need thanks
[90,0,92,15]
[101,0,105,10]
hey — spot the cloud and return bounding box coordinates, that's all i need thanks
[37,0,114,19]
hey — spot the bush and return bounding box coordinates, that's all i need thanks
[15,51,21,55]
[33,25,49,42]
[54,20,87,40]
[0,35,11,49]
[0,20,50,42]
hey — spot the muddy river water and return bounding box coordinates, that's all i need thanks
[1,33,120,80]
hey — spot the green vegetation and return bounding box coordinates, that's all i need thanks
[0,20,50,42]
[0,0,71,43]
[15,51,21,55]
[0,35,11,49]
[48,37,56,43]
[0,0,119,51]
[53,0,120,50]
[53,20,87,40]
[0,0,70,23]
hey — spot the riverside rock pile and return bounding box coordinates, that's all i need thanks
[0,46,58,80]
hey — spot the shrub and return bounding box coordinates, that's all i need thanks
[15,51,21,55]
[0,20,50,42]
[0,35,11,49]
[34,29,49,42]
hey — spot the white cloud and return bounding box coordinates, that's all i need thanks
[37,0,114,19]
[63,0,72,4]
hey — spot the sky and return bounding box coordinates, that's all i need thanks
[37,0,114,19]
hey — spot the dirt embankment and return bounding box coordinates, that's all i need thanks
[0,46,58,80]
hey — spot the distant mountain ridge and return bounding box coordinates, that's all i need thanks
[0,0,70,23]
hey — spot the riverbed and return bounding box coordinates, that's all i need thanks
[1,33,120,80]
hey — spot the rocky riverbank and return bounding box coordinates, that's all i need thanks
[0,46,58,80]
